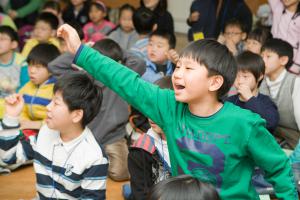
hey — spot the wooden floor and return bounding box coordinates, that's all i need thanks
[0,165,127,200]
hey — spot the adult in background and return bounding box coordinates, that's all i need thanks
[140,0,174,34]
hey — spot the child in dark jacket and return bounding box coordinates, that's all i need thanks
[226,51,279,133]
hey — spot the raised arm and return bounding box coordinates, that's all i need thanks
[57,24,175,129]
[268,0,284,12]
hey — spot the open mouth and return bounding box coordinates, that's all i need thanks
[174,84,185,90]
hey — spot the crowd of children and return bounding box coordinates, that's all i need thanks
[0,0,300,200]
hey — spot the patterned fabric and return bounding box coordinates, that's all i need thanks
[83,20,116,43]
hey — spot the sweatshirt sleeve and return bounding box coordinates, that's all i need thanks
[247,120,298,199]
[74,45,175,129]
[268,0,284,11]
[16,0,43,18]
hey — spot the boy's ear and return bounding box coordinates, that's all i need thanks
[279,55,289,66]
[71,109,84,124]
[258,74,264,82]
[208,75,224,92]
[11,41,18,50]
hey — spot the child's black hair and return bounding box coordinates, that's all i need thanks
[67,20,84,40]
[54,72,103,127]
[36,12,59,30]
[147,174,220,200]
[93,39,123,62]
[223,18,247,33]
[236,51,265,86]
[27,43,60,67]
[150,30,176,49]
[133,7,156,35]
[247,27,271,46]
[180,39,237,100]
[119,3,135,18]
[262,38,294,68]
[0,25,19,42]
[154,76,173,90]
[42,0,61,14]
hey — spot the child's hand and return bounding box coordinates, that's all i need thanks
[8,10,18,19]
[217,34,225,44]
[20,120,42,130]
[167,49,180,64]
[236,84,253,102]
[57,24,81,54]
[225,39,238,55]
[4,94,24,118]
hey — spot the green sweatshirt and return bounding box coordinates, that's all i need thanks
[75,45,298,200]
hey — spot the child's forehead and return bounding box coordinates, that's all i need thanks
[0,32,11,38]
[150,35,168,43]
[120,9,133,16]
[178,56,201,66]
[35,20,52,29]
[261,49,277,55]
[225,25,242,31]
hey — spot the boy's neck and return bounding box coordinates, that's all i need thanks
[188,97,223,117]
[268,67,285,81]
[0,51,14,65]
[60,124,84,142]
[286,2,299,13]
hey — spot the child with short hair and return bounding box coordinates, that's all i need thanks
[0,26,28,96]
[83,0,116,43]
[48,38,146,181]
[0,25,29,117]
[142,30,176,83]
[147,175,220,200]
[0,72,108,199]
[125,76,173,200]
[268,0,300,74]
[260,38,300,148]
[226,51,279,133]
[19,43,60,130]
[58,23,298,200]
[245,27,271,54]
[130,7,156,59]
[21,12,60,58]
[109,4,139,50]
[218,19,247,56]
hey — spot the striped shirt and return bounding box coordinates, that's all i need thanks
[35,125,108,199]
[0,121,108,199]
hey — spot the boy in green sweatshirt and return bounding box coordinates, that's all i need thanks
[57,24,298,200]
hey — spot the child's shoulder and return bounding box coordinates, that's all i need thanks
[14,52,27,65]
[223,101,263,123]
[81,127,107,160]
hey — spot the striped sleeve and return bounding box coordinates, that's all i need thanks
[80,159,108,199]
[0,128,33,170]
